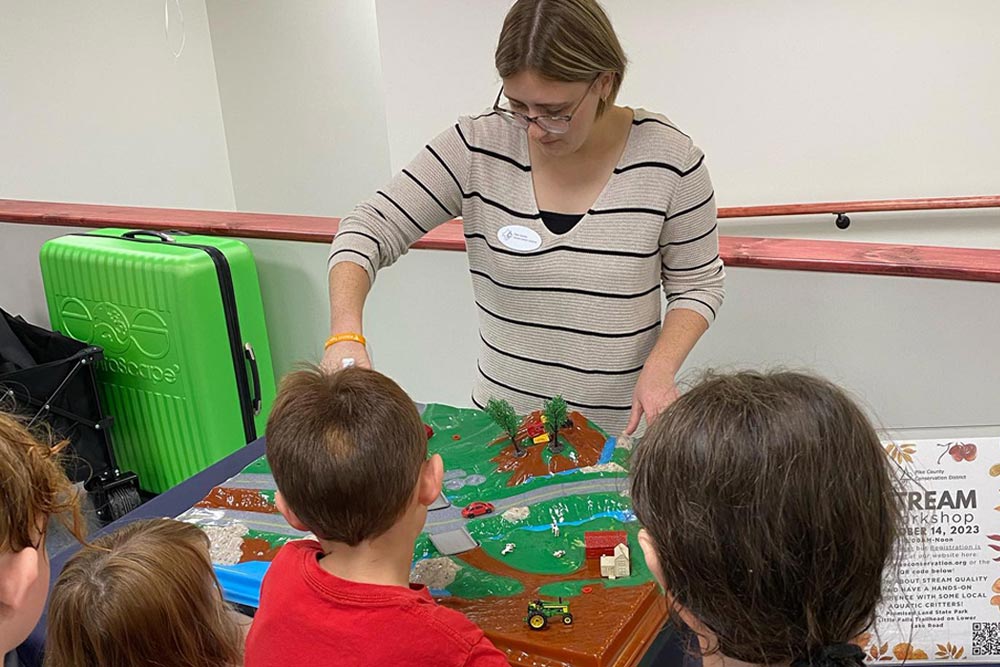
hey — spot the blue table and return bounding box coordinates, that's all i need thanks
[19,437,266,667]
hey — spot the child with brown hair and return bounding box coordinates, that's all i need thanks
[245,366,507,667]
[44,517,244,667]
[0,412,84,666]
[630,371,902,667]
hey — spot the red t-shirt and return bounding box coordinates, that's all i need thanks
[245,540,509,667]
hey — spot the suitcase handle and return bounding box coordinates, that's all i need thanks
[244,343,263,416]
[122,230,175,242]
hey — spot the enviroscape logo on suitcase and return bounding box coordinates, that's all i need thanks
[97,357,180,384]
[58,297,180,384]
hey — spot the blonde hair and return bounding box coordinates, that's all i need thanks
[495,0,628,115]
[45,518,243,667]
[0,411,83,553]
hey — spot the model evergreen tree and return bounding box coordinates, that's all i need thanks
[543,396,568,454]
[485,397,524,456]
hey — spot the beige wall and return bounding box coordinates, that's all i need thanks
[376,0,1000,201]
[2,2,996,242]
[0,0,235,209]
[205,0,392,216]
[374,0,1000,245]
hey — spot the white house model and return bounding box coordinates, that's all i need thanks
[599,543,630,579]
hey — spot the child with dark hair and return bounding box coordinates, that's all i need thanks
[245,366,507,666]
[631,371,902,667]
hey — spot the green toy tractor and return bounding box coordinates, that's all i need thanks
[524,597,573,630]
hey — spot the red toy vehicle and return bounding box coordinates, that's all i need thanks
[461,501,495,519]
[525,420,545,439]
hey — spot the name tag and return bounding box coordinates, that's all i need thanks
[497,225,542,252]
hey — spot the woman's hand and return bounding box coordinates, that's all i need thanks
[624,358,680,435]
[320,341,372,373]
[624,309,710,435]
[325,262,373,373]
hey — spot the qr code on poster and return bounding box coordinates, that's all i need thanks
[972,622,1000,656]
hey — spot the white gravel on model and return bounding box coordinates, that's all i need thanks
[616,435,635,450]
[410,557,462,590]
[200,522,250,565]
[502,506,530,522]
[578,462,627,474]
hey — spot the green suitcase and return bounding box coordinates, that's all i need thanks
[40,229,276,493]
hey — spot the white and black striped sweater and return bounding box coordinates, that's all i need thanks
[329,108,725,434]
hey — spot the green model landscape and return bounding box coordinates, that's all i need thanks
[192,403,650,605]
[410,403,651,600]
[421,403,630,507]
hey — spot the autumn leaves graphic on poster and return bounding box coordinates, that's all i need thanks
[854,632,965,661]
[884,441,979,467]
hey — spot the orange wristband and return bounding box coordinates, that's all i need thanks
[324,333,366,350]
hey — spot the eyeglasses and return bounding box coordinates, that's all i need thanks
[493,80,595,135]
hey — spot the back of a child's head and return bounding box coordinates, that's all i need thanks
[630,371,901,666]
[45,518,242,667]
[0,410,83,654]
[265,366,426,545]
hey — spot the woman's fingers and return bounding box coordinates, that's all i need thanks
[625,381,680,436]
[624,397,644,435]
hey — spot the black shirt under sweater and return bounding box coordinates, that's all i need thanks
[539,210,584,235]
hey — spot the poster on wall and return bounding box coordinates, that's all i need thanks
[867,437,1000,663]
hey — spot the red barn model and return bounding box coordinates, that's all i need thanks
[584,530,628,560]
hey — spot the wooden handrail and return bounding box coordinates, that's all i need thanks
[718,237,1000,283]
[4,195,997,227]
[2,198,999,284]
[719,195,1000,218]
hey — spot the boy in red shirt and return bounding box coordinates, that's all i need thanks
[245,367,509,667]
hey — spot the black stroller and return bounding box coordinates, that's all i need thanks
[0,308,142,522]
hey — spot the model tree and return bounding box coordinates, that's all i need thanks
[485,397,524,457]
[543,396,568,454]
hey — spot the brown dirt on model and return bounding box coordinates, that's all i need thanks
[441,547,666,667]
[491,412,610,487]
[239,537,282,563]
[194,487,277,513]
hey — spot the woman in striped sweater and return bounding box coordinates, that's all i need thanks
[324,0,725,436]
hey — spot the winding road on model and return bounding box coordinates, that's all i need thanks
[182,472,630,538]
